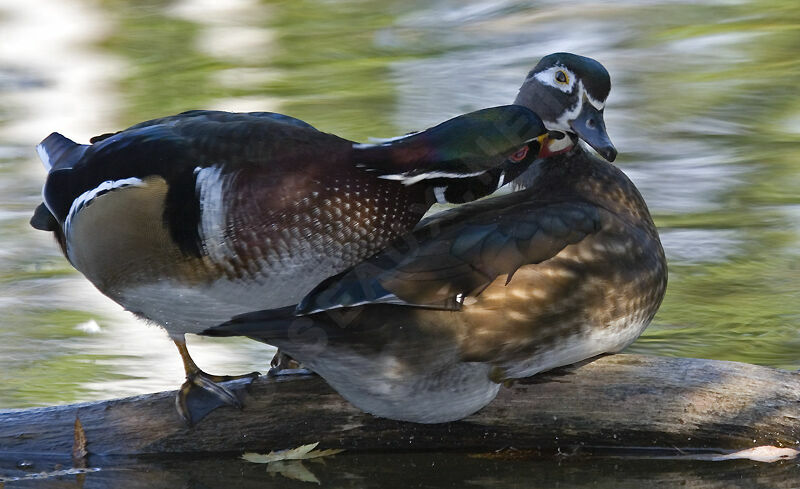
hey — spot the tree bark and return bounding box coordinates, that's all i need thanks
[0,354,797,457]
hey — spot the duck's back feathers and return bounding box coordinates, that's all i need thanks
[124,110,318,132]
[296,197,603,314]
[37,112,345,222]
[34,108,546,284]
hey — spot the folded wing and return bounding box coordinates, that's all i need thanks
[297,199,603,314]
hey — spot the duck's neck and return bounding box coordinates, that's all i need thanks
[516,145,657,230]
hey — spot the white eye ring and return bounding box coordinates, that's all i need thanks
[533,66,576,93]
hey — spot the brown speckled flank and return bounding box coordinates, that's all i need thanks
[222,166,429,283]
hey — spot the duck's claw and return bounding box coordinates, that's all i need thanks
[176,370,260,425]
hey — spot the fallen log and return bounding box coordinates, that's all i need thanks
[0,354,797,457]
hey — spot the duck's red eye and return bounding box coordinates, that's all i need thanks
[510,146,528,162]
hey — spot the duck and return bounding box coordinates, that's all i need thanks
[30,52,619,424]
[204,132,668,423]
[30,105,549,424]
[514,52,617,162]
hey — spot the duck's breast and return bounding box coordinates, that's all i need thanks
[457,217,666,379]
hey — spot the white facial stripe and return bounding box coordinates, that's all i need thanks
[379,170,486,186]
[548,80,605,131]
[533,65,576,93]
[550,80,584,132]
[65,177,145,233]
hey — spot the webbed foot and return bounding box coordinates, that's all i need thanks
[172,337,259,425]
[176,369,260,425]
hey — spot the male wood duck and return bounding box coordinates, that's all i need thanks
[204,136,668,423]
[30,106,548,423]
[30,52,618,424]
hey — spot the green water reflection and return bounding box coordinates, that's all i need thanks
[0,0,798,412]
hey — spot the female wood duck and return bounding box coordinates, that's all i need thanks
[204,136,668,423]
[30,106,548,424]
[30,52,618,424]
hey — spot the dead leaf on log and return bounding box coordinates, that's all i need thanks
[72,415,88,466]
[242,442,344,464]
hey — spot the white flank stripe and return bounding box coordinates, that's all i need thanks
[65,177,145,233]
[195,166,236,273]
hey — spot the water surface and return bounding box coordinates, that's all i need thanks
[0,0,798,485]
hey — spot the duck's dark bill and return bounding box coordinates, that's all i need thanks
[569,103,617,162]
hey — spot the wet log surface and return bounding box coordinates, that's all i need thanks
[0,354,798,459]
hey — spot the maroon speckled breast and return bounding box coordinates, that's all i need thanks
[221,163,431,282]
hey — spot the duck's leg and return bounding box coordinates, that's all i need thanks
[173,337,259,425]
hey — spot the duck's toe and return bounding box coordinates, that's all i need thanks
[270,349,301,369]
[176,370,260,425]
[268,351,315,377]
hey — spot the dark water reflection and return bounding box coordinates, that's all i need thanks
[1,0,799,484]
[2,452,799,488]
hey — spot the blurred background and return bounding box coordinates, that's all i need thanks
[1,0,798,413]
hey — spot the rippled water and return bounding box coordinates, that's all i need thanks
[1,0,799,485]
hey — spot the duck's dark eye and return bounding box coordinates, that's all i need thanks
[555,70,568,84]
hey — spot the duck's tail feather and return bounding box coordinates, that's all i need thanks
[202,305,300,341]
[36,132,89,172]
